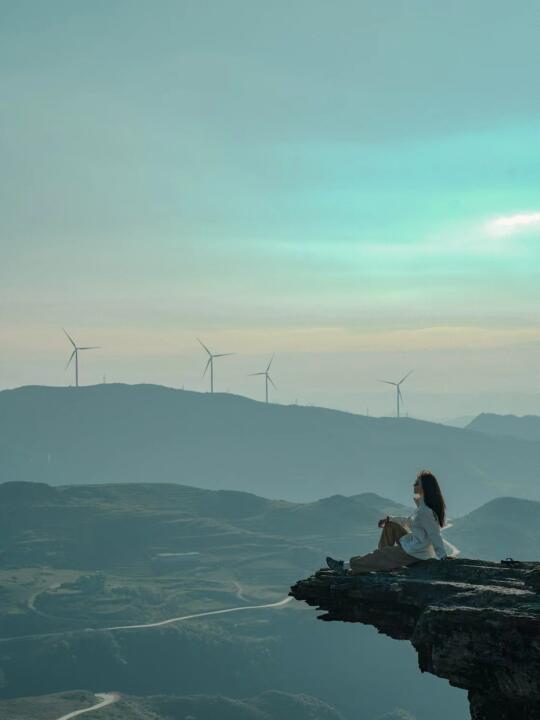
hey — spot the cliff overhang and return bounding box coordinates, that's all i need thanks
[290,558,540,720]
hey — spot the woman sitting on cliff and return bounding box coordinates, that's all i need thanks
[326,470,458,575]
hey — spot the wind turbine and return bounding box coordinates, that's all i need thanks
[63,329,100,387]
[249,355,277,403]
[378,370,413,418]
[197,338,234,393]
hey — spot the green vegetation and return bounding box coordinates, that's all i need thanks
[375,711,417,720]
[0,690,98,720]
[0,689,346,720]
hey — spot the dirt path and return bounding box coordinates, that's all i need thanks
[55,692,119,720]
[232,580,248,602]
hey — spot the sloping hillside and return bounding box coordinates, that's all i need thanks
[0,689,346,720]
[1,384,539,514]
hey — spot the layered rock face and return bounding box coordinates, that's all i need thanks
[290,559,540,720]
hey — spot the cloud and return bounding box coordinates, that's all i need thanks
[486,212,540,236]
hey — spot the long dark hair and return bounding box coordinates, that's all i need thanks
[418,470,446,527]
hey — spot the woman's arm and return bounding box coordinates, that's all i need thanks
[418,507,447,559]
[387,514,413,530]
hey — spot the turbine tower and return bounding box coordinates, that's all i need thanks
[249,354,276,403]
[198,338,234,394]
[379,370,413,418]
[63,329,100,387]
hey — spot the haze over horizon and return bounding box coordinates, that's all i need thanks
[2,1,540,419]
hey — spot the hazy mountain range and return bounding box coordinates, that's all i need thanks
[0,480,407,577]
[0,480,534,586]
[466,412,540,443]
[1,384,539,515]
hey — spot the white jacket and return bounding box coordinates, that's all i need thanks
[390,498,460,561]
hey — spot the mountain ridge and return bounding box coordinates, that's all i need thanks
[467,411,540,442]
[2,383,539,515]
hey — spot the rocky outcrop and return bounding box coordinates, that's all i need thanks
[290,559,540,720]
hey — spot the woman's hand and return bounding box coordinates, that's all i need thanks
[378,516,390,529]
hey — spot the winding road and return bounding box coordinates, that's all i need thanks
[1,595,293,643]
[105,595,293,631]
[55,693,119,720]
[46,597,293,718]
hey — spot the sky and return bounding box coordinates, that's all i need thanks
[1,0,539,420]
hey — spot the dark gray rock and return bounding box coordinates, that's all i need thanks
[290,559,540,720]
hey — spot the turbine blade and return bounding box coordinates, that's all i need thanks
[197,338,212,356]
[268,375,277,390]
[378,380,397,386]
[63,328,77,348]
[398,369,413,385]
[65,349,76,369]
[398,387,404,402]
[249,372,265,376]
[202,357,211,377]
[214,353,235,358]
[266,354,275,372]
[79,346,101,351]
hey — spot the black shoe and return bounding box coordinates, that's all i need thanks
[326,556,345,574]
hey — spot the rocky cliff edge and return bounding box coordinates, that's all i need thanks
[290,559,540,720]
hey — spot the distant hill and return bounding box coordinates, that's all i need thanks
[375,711,416,720]
[2,479,537,571]
[446,496,540,562]
[440,414,476,428]
[145,690,345,720]
[466,413,540,443]
[2,477,537,576]
[0,480,407,571]
[0,689,345,720]
[1,384,540,514]
[0,688,420,720]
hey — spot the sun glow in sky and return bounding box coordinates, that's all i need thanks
[1,1,540,418]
